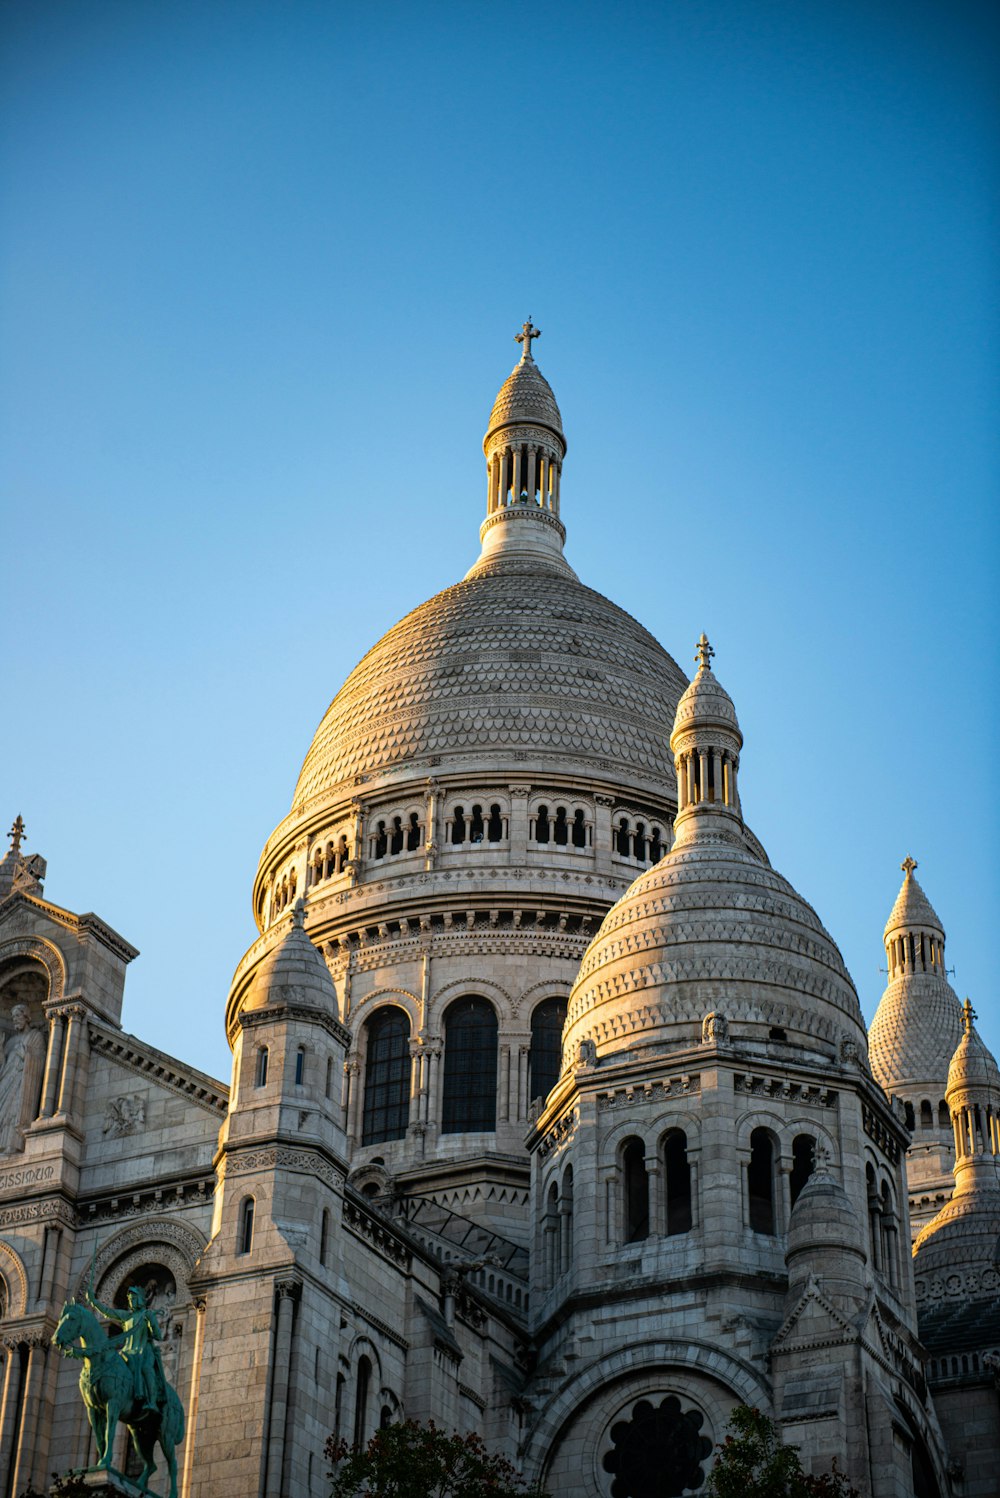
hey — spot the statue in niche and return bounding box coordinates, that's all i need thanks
[0,1004,45,1155]
[701,1011,729,1046]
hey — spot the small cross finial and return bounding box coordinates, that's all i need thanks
[7,816,24,854]
[515,318,541,361]
[901,855,918,878]
[962,997,977,1033]
[694,633,714,672]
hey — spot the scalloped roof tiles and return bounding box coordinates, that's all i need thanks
[485,358,563,439]
[291,563,688,809]
[883,870,944,941]
[868,974,963,1093]
[671,666,741,739]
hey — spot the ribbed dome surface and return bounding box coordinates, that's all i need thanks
[948,1021,1000,1096]
[292,562,688,809]
[244,907,339,1015]
[563,838,867,1059]
[868,977,963,1093]
[671,666,740,738]
[883,870,943,941]
[486,358,563,439]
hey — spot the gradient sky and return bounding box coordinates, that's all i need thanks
[2,0,997,1084]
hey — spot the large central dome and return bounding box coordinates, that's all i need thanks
[292,561,688,809]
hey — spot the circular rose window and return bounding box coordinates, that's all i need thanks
[602,1394,713,1497]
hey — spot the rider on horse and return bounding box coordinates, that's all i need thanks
[85,1283,166,1416]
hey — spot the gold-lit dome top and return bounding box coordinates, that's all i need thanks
[947,1000,1000,1099]
[670,634,742,744]
[882,857,944,941]
[483,320,565,450]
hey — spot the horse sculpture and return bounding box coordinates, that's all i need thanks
[52,1298,185,1498]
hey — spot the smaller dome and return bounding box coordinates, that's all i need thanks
[883,859,944,942]
[669,635,741,747]
[786,1170,865,1263]
[947,1002,1000,1099]
[484,333,564,446]
[244,901,339,1017]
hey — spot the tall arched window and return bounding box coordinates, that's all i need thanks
[560,1164,574,1273]
[664,1129,692,1235]
[442,998,497,1133]
[789,1133,815,1207]
[353,1356,371,1449]
[255,1046,269,1088]
[529,998,568,1107]
[748,1129,776,1235]
[238,1197,255,1256]
[623,1137,649,1242]
[294,1045,306,1086]
[362,1008,412,1145]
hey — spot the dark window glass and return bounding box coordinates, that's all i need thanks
[451,807,466,844]
[354,1357,371,1448]
[938,1100,950,1129]
[406,813,421,851]
[239,1198,255,1255]
[373,821,387,859]
[554,806,568,845]
[633,822,646,860]
[442,998,497,1133]
[362,1008,411,1145]
[487,804,503,842]
[529,998,567,1106]
[535,805,550,843]
[649,827,662,861]
[748,1129,775,1234]
[616,818,631,855]
[602,1394,713,1498]
[789,1134,815,1207]
[294,1047,305,1086]
[390,816,404,855]
[255,1047,268,1088]
[623,1138,649,1242]
[572,809,587,847]
[664,1129,692,1234]
[470,805,485,843]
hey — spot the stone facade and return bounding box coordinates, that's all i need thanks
[1,332,994,1497]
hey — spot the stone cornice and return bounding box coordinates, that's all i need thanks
[89,1023,229,1114]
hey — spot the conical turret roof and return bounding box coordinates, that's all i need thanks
[883,859,944,941]
[244,901,339,1016]
[484,323,564,445]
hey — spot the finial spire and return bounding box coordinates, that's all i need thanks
[694,633,715,672]
[901,854,918,878]
[515,318,541,362]
[962,997,977,1034]
[7,815,24,854]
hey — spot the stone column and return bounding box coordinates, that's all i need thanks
[40,1010,66,1118]
[0,1342,23,1492]
[686,753,696,807]
[181,1299,207,1498]
[593,794,614,876]
[508,784,530,864]
[10,1341,46,1496]
[518,1042,530,1122]
[499,1045,511,1124]
[345,1057,361,1144]
[645,1153,663,1238]
[56,1005,86,1118]
[424,780,440,870]
[526,445,537,503]
[264,1280,301,1495]
[512,446,522,500]
[425,1045,441,1131]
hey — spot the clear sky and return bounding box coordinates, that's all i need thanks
[2,0,997,1084]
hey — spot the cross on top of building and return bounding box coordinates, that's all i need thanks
[901,855,918,878]
[7,815,24,854]
[694,633,715,672]
[515,319,541,360]
[962,997,977,1033]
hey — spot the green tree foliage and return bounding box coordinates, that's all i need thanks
[325,1419,549,1498]
[705,1407,859,1498]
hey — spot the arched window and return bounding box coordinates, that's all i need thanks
[319,1208,329,1267]
[633,822,646,860]
[545,1181,560,1285]
[649,826,663,861]
[389,816,404,855]
[294,1046,306,1087]
[623,1137,649,1242]
[866,1162,881,1271]
[904,1101,915,1131]
[451,806,466,844]
[325,1056,334,1099]
[560,1165,574,1273]
[616,818,631,855]
[442,998,497,1133]
[406,813,422,851]
[334,1372,345,1444]
[353,1356,371,1448]
[880,1181,898,1288]
[325,841,337,879]
[373,821,387,859]
[362,1008,412,1145]
[470,805,485,843]
[337,834,350,872]
[554,806,568,845]
[920,1100,933,1129]
[664,1129,692,1235]
[938,1099,950,1129]
[747,1129,776,1235]
[535,805,550,843]
[238,1197,255,1255]
[529,998,568,1107]
[789,1134,815,1207]
[572,808,587,847]
[380,1405,393,1429]
[255,1046,269,1088]
[312,849,324,886]
[487,804,504,842]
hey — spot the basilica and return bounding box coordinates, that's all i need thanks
[1,327,997,1498]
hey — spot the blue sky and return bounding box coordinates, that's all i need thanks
[2,0,997,1082]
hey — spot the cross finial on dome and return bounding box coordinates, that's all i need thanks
[901,855,918,878]
[515,319,540,361]
[292,897,306,929]
[962,997,977,1034]
[694,633,714,672]
[7,815,24,854]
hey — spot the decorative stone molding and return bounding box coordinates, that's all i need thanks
[0,1239,29,1316]
[0,1197,76,1231]
[88,1025,228,1114]
[0,934,66,1000]
[74,1216,208,1301]
[862,1102,902,1164]
[733,1074,836,1108]
[343,1198,411,1269]
[225,1146,344,1192]
[597,1076,700,1111]
[538,1111,577,1159]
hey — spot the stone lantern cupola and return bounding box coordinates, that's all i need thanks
[669,634,743,846]
[469,320,572,577]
